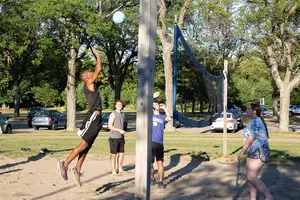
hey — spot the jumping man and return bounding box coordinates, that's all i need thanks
[58,47,103,186]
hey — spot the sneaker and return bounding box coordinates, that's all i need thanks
[71,167,82,187]
[151,178,156,186]
[57,161,68,181]
[157,181,166,189]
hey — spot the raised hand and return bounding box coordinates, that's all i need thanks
[153,91,160,99]
[159,103,166,110]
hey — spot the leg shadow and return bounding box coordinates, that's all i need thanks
[95,178,135,195]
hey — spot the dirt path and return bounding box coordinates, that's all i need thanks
[1,155,299,200]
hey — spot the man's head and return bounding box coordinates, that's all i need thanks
[153,101,160,111]
[80,69,93,83]
[114,100,123,111]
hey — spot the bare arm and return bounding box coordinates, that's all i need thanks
[160,103,172,122]
[238,136,255,160]
[87,48,102,85]
[153,91,160,99]
[100,76,109,84]
[108,112,125,134]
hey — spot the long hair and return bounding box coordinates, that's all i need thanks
[251,103,269,138]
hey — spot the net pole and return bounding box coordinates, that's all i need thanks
[223,60,228,156]
[173,25,179,125]
[135,0,157,199]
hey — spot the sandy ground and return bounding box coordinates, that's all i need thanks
[1,117,300,199]
[1,154,300,200]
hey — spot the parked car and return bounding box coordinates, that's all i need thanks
[27,107,47,128]
[210,112,238,133]
[289,105,300,117]
[262,107,270,117]
[228,104,242,118]
[0,113,12,133]
[32,110,66,130]
[101,112,128,131]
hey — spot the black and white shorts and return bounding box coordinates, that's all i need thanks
[247,144,271,163]
[152,142,164,163]
[77,111,102,145]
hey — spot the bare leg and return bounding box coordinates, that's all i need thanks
[246,158,274,200]
[246,159,258,200]
[64,140,89,167]
[157,161,164,182]
[76,145,92,171]
[110,154,117,174]
[118,152,125,172]
[151,163,155,180]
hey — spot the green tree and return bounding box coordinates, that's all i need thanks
[232,57,273,109]
[32,83,61,107]
[243,0,300,131]
[0,0,43,117]
[95,0,139,100]
[34,0,99,130]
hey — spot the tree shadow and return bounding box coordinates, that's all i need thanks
[165,152,210,185]
[0,148,73,170]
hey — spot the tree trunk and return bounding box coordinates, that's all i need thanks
[157,0,191,132]
[180,96,184,113]
[13,80,20,117]
[192,98,195,114]
[199,99,204,113]
[270,73,279,118]
[114,75,124,100]
[163,51,175,131]
[272,89,279,118]
[184,98,187,116]
[66,47,77,131]
[279,83,290,132]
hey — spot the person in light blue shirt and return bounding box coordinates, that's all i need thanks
[238,104,274,200]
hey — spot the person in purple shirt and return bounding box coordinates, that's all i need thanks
[151,92,172,189]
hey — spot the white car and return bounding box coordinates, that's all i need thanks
[289,105,300,117]
[210,112,238,133]
[262,107,270,117]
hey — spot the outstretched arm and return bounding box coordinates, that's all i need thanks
[160,103,172,121]
[87,48,102,84]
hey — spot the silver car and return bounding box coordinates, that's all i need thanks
[32,110,66,130]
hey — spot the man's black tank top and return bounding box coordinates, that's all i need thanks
[83,83,102,111]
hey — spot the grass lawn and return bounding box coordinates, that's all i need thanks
[1,131,300,166]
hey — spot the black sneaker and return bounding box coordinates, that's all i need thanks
[151,178,156,186]
[157,182,166,189]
